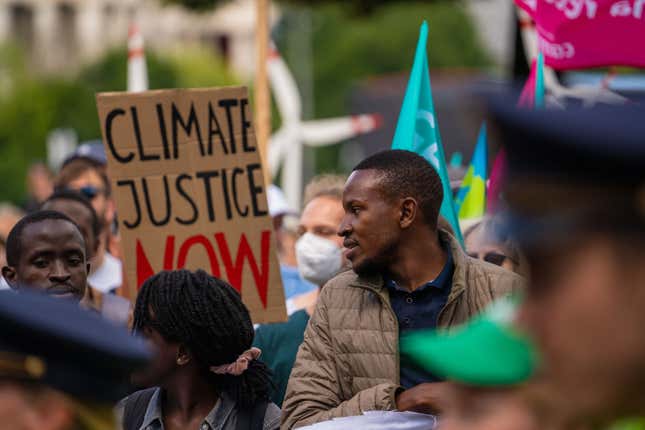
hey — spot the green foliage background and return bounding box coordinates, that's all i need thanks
[0,46,236,204]
[0,0,488,204]
[274,1,489,173]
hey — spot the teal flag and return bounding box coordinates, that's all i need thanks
[535,52,545,109]
[455,123,487,220]
[391,21,463,245]
[449,152,463,169]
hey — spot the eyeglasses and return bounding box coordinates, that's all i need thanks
[468,252,516,267]
[66,185,105,200]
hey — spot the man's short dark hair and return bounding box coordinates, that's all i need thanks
[352,149,443,229]
[5,210,82,267]
[42,189,101,242]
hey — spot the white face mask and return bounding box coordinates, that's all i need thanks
[295,232,343,286]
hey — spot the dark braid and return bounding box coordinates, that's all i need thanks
[133,269,272,409]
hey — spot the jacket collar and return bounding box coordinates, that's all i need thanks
[138,387,234,430]
[348,229,468,302]
[441,230,468,304]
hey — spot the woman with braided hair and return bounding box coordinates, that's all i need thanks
[119,269,280,430]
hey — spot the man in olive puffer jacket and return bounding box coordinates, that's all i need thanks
[281,150,523,429]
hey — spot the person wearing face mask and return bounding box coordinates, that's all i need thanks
[253,175,346,407]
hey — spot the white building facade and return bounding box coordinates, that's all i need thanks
[0,0,273,78]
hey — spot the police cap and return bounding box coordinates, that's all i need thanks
[0,290,151,402]
[489,99,645,242]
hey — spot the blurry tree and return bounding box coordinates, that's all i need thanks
[165,0,409,14]
[281,0,411,15]
[80,46,236,91]
[162,0,488,176]
[0,45,236,205]
[0,0,487,203]
[161,0,228,10]
[274,1,489,173]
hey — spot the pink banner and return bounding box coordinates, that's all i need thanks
[515,0,645,69]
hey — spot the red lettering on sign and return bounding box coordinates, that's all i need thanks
[136,239,155,287]
[136,236,176,289]
[163,236,176,270]
[215,230,271,307]
[177,235,221,277]
[134,231,272,308]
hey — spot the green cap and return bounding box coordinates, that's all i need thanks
[401,298,538,386]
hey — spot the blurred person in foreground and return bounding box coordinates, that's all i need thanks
[55,143,122,294]
[463,216,526,276]
[493,101,645,428]
[121,270,280,430]
[2,210,89,302]
[41,190,130,322]
[0,288,150,430]
[401,298,547,430]
[281,150,524,429]
[253,175,347,407]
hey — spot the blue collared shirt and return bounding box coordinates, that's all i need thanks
[136,388,281,430]
[386,248,454,389]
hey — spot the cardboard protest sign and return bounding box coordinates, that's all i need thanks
[96,86,286,323]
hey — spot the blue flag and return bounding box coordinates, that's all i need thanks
[455,122,487,220]
[391,21,463,245]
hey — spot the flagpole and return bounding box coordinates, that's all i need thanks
[255,0,271,185]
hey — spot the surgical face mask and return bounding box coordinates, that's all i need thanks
[295,232,343,286]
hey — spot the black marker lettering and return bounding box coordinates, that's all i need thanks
[105,109,133,163]
[196,170,220,222]
[117,180,141,228]
[232,167,249,217]
[172,102,204,158]
[142,176,172,226]
[240,98,255,152]
[208,102,228,155]
[156,104,171,159]
[220,168,233,220]
[132,107,160,161]
[175,174,198,225]
[246,163,268,216]
[218,99,238,153]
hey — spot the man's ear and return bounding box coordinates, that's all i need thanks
[91,239,100,258]
[105,198,117,226]
[2,266,18,290]
[399,197,419,229]
[176,344,192,366]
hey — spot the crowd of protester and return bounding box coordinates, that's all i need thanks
[0,99,644,430]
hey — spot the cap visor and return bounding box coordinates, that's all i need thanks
[401,319,537,386]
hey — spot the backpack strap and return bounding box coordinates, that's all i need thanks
[121,388,157,430]
[235,400,269,430]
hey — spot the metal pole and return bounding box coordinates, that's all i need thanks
[255,0,271,185]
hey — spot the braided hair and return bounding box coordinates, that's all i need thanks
[133,269,271,409]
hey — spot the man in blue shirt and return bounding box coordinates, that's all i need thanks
[386,246,454,388]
